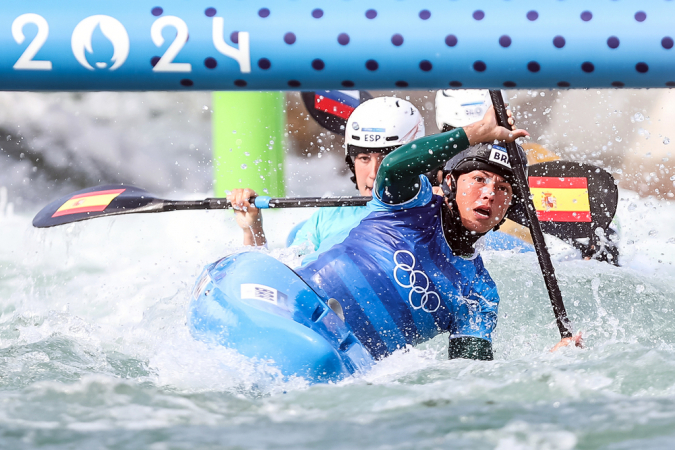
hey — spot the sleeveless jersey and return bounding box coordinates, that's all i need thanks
[295,176,500,360]
[291,206,371,265]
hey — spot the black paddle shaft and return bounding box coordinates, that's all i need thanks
[489,90,573,339]
[162,197,372,211]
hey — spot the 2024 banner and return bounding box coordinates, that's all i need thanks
[1,1,674,91]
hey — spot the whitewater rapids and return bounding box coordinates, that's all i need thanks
[1,189,675,449]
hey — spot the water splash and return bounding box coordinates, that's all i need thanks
[3,188,675,448]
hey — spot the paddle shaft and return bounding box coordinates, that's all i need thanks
[159,196,371,211]
[489,90,573,339]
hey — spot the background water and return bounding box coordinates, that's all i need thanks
[3,88,675,449]
[2,187,675,450]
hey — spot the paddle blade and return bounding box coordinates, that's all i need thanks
[32,185,163,228]
[509,161,618,239]
[301,90,372,135]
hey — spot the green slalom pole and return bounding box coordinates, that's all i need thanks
[212,92,285,197]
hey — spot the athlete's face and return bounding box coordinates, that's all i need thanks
[451,170,513,234]
[354,152,386,196]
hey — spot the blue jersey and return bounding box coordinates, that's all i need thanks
[295,176,500,360]
[291,206,371,265]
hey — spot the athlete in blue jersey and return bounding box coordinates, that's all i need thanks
[227,97,425,254]
[295,107,580,360]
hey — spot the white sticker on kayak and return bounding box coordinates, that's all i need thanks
[489,146,511,168]
[192,272,210,299]
[241,284,278,305]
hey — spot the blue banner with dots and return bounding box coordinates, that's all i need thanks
[1,0,674,91]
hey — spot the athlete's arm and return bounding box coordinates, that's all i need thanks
[448,337,493,361]
[375,106,528,204]
[446,257,499,360]
[226,188,267,246]
[375,128,470,204]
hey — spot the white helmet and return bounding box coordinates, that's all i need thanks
[435,89,491,131]
[345,97,425,158]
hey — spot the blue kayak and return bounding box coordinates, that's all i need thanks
[188,252,374,383]
[188,229,531,383]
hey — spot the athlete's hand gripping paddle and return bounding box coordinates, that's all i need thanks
[489,90,574,340]
[32,184,370,228]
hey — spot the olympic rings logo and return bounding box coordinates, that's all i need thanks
[393,250,441,313]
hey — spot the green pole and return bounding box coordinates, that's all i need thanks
[212,92,285,197]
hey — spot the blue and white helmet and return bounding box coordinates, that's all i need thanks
[345,97,425,157]
[443,143,529,224]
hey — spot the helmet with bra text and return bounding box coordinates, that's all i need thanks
[442,143,529,225]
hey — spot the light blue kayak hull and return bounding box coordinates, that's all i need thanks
[188,252,374,383]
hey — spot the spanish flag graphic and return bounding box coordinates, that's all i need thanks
[529,177,591,222]
[51,189,126,218]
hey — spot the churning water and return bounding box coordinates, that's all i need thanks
[2,188,675,449]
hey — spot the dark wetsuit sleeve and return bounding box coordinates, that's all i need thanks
[448,336,494,361]
[375,128,471,204]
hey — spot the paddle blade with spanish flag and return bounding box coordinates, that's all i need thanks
[509,160,618,239]
[530,176,591,223]
[32,185,162,228]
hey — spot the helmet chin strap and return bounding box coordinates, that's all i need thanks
[440,177,454,200]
